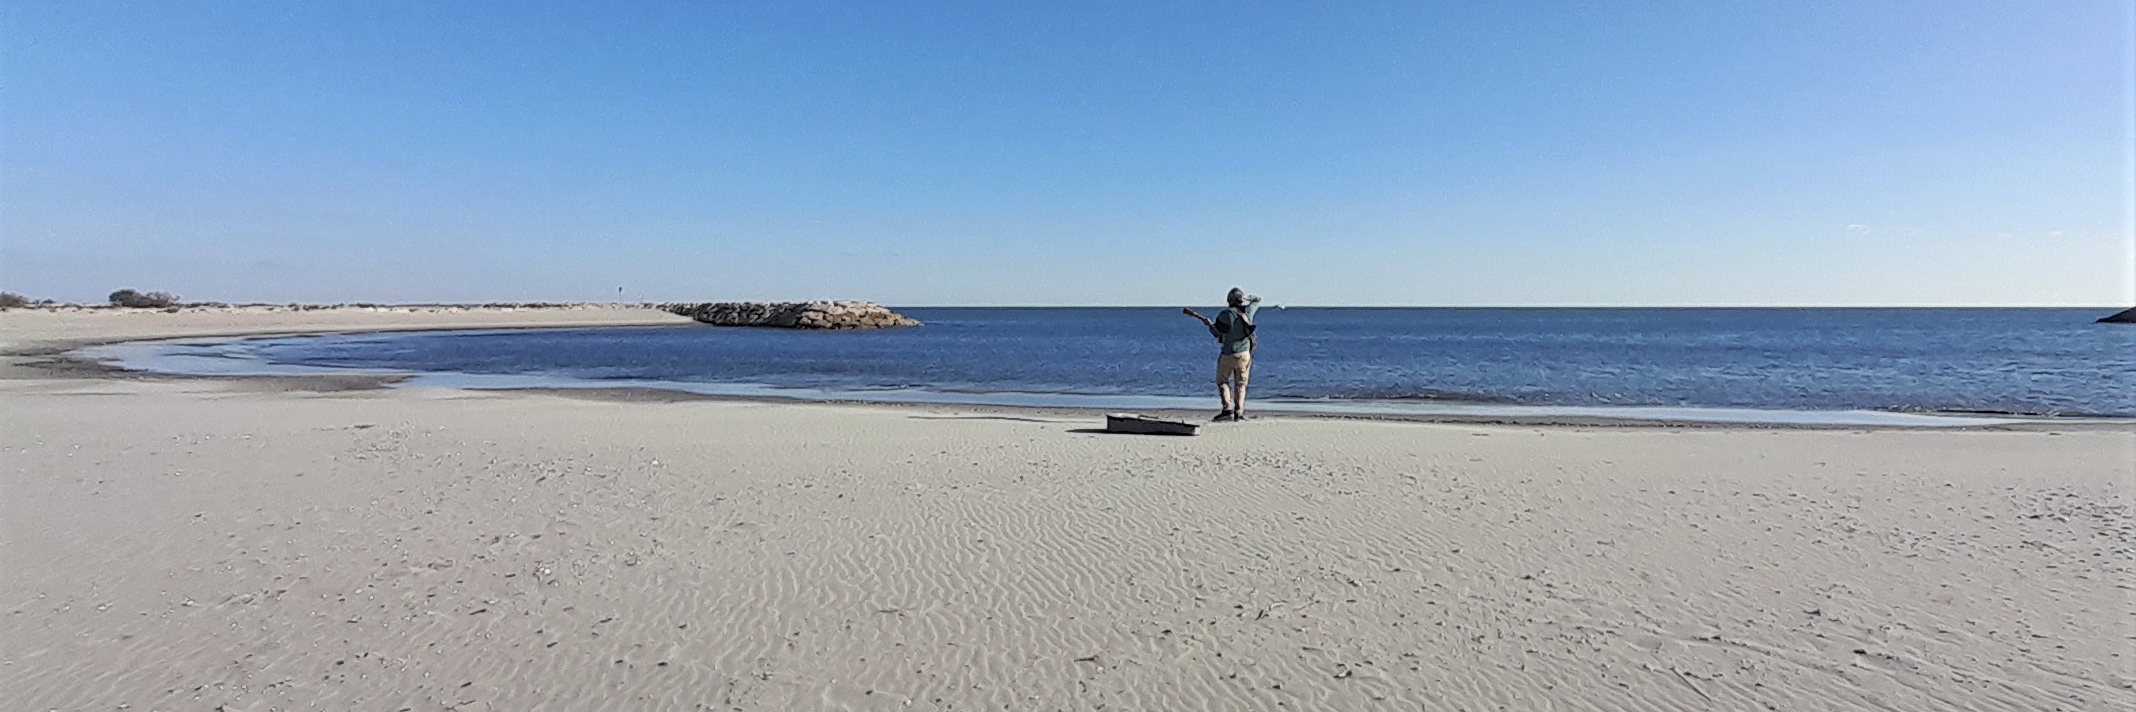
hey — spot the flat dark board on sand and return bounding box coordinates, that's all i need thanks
[1106,413,1199,436]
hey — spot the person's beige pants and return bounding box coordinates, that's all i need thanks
[1216,352,1253,385]
[1217,352,1252,412]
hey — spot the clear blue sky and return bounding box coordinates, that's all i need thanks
[3,1,2129,306]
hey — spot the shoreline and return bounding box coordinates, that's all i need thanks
[7,308,2128,431]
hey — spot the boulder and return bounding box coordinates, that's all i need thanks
[663,301,921,330]
[2098,308,2136,324]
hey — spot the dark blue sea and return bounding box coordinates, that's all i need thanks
[95,308,2136,425]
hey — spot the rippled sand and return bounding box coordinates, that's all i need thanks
[3,309,2130,710]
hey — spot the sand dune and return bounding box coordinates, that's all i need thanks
[2,310,2131,710]
[0,304,694,353]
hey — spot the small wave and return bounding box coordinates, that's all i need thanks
[1272,389,1523,404]
[1883,405,2128,420]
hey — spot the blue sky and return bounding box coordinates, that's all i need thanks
[3,1,2129,306]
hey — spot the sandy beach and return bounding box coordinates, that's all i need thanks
[2,309,2130,711]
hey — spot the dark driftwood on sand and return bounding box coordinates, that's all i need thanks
[1106,413,1199,436]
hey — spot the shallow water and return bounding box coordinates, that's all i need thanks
[81,308,2136,426]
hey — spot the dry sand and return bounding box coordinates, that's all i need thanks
[2,309,2131,711]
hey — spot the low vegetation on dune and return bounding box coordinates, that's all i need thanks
[107,289,180,309]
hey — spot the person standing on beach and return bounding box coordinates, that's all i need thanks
[1182,288,1262,422]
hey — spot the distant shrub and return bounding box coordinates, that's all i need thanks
[109,289,179,308]
[0,292,28,308]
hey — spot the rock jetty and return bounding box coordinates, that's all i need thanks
[2098,307,2136,324]
[665,301,921,330]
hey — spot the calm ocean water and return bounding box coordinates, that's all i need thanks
[97,308,2136,423]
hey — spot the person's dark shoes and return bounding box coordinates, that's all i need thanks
[1232,412,1249,421]
[1212,410,1235,422]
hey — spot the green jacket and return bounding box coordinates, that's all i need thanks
[1207,298,1261,355]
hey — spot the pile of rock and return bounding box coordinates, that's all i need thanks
[665,301,921,330]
